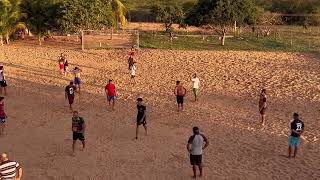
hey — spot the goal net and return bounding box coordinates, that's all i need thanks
[81,29,139,50]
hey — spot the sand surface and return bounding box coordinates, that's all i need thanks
[0,42,320,180]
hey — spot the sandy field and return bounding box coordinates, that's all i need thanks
[0,41,320,180]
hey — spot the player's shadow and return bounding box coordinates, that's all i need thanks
[0,61,55,74]
[38,56,118,73]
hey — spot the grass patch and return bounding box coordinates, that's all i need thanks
[140,31,320,53]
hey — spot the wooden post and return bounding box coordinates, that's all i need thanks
[136,30,140,49]
[234,21,237,37]
[308,39,311,49]
[38,36,42,46]
[81,30,84,50]
[290,29,293,45]
[0,36,3,46]
[5,34,9,44]
[111,29,113,40]
[221,28,226,46]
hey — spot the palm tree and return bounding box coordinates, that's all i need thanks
[22,0,62,45]
[107,0,127,29]
[0,0,25,45]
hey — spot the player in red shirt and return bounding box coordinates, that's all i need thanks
[58,53,65,75]
[129,46,135,57]
[0,97,7,136]
[105,79,116,110]
[128,46,136,70]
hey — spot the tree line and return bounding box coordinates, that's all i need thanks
[129,0,320,24]
[0,0,127,45]
[1,0,319,45]
[151,0,320,45]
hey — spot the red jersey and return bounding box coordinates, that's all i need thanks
[129,51,135,57]
[0,102,6,118]
[105,83,116,96]
[59,63,64,70]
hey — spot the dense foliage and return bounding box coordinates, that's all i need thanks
[0,0,25,44]
[128,0,320,24]
[271,0,320,25]
[0,0,130,45]
[22,0,62,44]
[151,3,185,32]
[185,0,259,27]
[60,0,112,33]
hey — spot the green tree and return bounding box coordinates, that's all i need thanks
[151,3,185,42]
[60,0,113,33]
[255,0,273,11]
[306,3,320,26]
[0,0,25,45]
[270,0,320,26]
[182,1,196,14]
[186,0,258,45]
[22,0,62,45]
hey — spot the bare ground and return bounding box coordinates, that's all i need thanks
[0,41,320,180]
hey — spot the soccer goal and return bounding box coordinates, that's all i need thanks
[81,29,139,50]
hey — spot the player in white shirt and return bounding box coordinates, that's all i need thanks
[191,73,200,101]
[130,63,137,84]
[187,127,209,178]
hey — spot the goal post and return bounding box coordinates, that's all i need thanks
[81,29,139,50]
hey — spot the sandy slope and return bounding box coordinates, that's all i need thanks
[0,42,319,180]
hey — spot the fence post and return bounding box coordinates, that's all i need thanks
[290,29,293,46]
[81,30,84,50]
[136,30,140,50]
[234,21,237,37]
[308,38,311,49]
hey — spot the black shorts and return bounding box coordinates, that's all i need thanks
[137,117,146,126]
[176,96,184,104]
[190,154,202,165]
[0,117,6,124]
[0,80,7,87]
[73,132,85,141]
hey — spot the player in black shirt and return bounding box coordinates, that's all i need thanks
[135,98,147,139]
[72,111,85,155]
[65,81,76,111]
[288,113,304,158]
